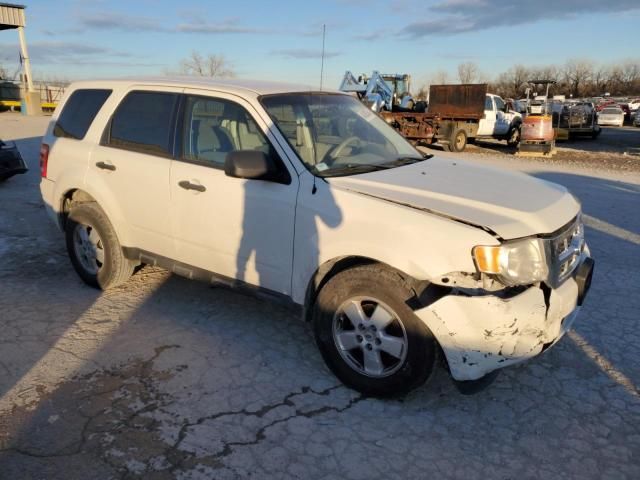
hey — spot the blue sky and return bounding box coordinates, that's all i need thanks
[1,0,639,88]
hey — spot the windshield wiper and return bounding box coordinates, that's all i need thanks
[387,155,432,166]
[319,163,394,177]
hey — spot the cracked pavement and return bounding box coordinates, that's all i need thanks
[0,114,639,479]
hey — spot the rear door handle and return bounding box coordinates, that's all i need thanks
[178,180,206,192]
[95,161,116,171]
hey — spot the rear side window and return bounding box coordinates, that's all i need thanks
[106,91,179,157]
[54,89,112,140]
[484,96,494,111]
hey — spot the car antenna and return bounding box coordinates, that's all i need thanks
[319,24,326,91]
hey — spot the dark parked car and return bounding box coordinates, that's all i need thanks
[0,139,28,181]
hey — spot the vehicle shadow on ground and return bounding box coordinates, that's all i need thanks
[0,135,99,404]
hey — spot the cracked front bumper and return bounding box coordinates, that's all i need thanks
[414,259,592,381]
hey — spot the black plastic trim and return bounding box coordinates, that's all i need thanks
[122,247,301,311]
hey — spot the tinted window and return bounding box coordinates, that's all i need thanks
[54,89,111,140]
[182,96,273,168]
[494,96,505,111]
[107,91,178,156]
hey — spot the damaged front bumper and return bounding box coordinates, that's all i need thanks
[0,140,28,181]
[415,256,594,381]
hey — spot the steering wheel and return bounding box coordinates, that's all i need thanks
[326,136,361,165]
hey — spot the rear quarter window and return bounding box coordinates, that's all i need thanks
[54,89,112,140]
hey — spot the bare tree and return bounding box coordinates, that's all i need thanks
[415,84,429,100]
[429,70,450,85]
[563,59,594,97]
[592,66,612,95]
[489,58,640,98]
[504,65,529,97]
[457,62,479,84]
[620,60,640,93]
[0,63,7,80]
[179,51,235,78]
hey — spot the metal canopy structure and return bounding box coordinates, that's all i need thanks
[0,2,39,114]
[0,2,26,30]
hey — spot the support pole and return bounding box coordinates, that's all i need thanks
[17,18,34,92]
[15,9,40,115]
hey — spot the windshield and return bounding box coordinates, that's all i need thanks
[602,108,621,114]
[260,93,424,177]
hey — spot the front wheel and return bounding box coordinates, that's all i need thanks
[65,202,135,290]
[507,125,521,147]
[312,265,437,397]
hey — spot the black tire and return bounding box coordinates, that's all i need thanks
[449,129,467,152]
[507,125,521,147]
[312,265,438,397]
[413,101,427,113]
[65,202,135,290]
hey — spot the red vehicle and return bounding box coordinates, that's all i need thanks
[595,100,616,112]
[619,103,631,119]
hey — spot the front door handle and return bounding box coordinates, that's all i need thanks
[178,180,206,192]
[95,161,116,171]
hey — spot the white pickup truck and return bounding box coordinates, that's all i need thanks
[476,93,522,140]
[380,86,522,153]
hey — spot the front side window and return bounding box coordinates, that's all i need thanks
[181,96,274,169]
[494,97,505,112]
[261,93,423,177]
[106,91,178,157]
[54,89,112,140]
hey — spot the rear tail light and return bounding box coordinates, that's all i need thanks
[40,143,49,178]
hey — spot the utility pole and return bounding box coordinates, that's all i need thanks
[320,24,326,91]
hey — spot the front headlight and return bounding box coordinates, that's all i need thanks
[473,238,549,286]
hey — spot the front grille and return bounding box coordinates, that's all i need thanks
[546,217,585,288]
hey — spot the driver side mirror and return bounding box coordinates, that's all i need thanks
[224,150,289,184]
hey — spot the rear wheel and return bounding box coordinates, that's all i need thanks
[65,202,135,290]
[313,265,437,397]
[449,129,467,152]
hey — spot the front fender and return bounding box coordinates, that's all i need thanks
[291,175,498,304]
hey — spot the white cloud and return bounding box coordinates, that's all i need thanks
[399,0,640,38]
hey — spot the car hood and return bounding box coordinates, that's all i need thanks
[327,157,580,240]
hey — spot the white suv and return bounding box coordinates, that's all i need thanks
[40,78,594,396]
